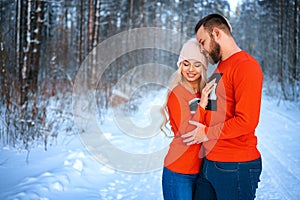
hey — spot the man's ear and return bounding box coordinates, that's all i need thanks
[212,27,220,39]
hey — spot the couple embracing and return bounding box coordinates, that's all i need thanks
[161,13,263,200]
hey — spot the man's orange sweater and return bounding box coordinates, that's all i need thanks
[203,50,263,162]
[164,84,206,174]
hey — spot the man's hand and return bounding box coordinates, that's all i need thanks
[181,121,208,146]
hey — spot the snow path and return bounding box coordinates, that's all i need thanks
[256,98,300,200]
[0,97,300,200]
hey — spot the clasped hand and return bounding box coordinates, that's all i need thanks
[181,120,208,146]
[199,78,216,109]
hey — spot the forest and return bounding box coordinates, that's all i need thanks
[0,0,299,150]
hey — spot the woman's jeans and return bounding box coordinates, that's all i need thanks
[194,157,262,200]
[162,167,198,200]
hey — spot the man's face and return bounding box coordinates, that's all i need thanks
[196,26,221,64]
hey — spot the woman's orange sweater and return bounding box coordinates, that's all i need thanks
[164,84,206,174]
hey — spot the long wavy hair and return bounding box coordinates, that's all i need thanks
[160,62,207,137]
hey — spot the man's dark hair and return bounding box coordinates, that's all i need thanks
[195,13,232,35]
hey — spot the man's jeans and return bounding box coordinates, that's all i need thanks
[195,157,262,200]
[162,167,198,200]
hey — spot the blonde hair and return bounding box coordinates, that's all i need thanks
[160,60,207,137]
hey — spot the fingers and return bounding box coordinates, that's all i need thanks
[189,120,205,127]
[181,121,208,146]
[203,79,216,93]
[186,141,197,146]
[205,78,216,89]
[200,79,217,108]
[208,78,216,85]
[181,130,196,144]
[181,130,195,138]
[189,120,203,127]
[183,133,208,145]
[183,136,195,144]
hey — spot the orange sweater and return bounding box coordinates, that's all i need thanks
[164,84,206,174]
[204,51,263,162]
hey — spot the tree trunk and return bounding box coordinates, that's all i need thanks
[31,0,45,120]
[293,0,299,100]
[278,0,286,100]
[0,27,11,144]
[15,0,22,83]
[88,0,94,52]
[93,0,101,48]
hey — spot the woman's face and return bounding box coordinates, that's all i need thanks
[181,60,203,83]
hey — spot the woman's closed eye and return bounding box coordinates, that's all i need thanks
[183,61,191,67]
[193,62,202,68]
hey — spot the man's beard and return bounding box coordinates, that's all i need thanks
[209,38,221,64]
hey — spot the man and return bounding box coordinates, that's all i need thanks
[181,14,263,200]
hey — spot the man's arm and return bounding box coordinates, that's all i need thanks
[206,60,263,140]
[182,60,263,144]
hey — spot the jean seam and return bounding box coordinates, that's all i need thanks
[238,162,242,200]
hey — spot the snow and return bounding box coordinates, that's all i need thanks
[1,91,300,200]
[229,0,239,11]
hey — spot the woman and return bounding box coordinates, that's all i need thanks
[161,39,215,200]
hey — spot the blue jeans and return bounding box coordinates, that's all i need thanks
[194,157,262,200]
[162,167,198,200]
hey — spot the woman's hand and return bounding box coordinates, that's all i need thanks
[199,78,216,109]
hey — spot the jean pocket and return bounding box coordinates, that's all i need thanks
[214,162,238,172]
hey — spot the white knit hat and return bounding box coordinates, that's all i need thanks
[176,39,208,70]
[167,39,208,90]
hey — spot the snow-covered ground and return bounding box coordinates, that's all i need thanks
[0,91,300,200]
